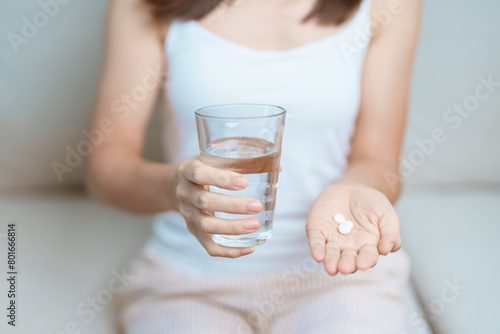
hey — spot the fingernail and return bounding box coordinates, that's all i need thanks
[248,201,262,212]
[233,177,248,188]
[241,247,254,255]
[244,219,260,230]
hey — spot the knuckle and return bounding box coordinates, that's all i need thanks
[227,250,239,259]
[177,162,185,175]
[198,216,212,234]
[326,246,339,255]
[175,185,185,200]
[205,247,215,256]
[215,170,230,186]
[178,203,189,217]
[178,160,189,176]
[191,164,205,182]
[231,221,244,234]
[228,197,246,213]
[325,247,334,255]
[180,205,196,221]
[305,226,316,234]
[206,246,218,257]
[185,222,197,235]
[195,192,210,209]
[235,198,248,212]
[309,237,323,247]
[226,199,238,213]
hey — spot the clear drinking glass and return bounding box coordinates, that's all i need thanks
[195,104,286,247]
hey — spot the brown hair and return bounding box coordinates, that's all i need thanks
[144,0,363,26]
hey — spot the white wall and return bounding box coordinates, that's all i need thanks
[1,0,108,187]
[1,0,499,188]
[403,0,500,185]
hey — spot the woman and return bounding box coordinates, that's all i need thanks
[87,0,421,332]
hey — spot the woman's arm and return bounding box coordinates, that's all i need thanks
[86,0,262,257]
[306,0,422,275]
[86,0,175,214]
[338,0,423,203]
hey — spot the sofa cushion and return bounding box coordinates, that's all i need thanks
[0,188,152,334]
[396,186,500,334]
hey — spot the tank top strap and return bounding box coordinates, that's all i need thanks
[165,20,185,55]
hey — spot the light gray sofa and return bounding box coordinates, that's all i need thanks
[1,1,499,333]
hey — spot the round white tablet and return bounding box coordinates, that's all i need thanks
[334,214,346,223]
[338,222,353,235]
[343,220,354,229]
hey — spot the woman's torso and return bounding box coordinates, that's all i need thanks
[147,0,373,277]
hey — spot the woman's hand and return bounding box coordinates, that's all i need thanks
[175,156,263,258]
[306,184,402,275]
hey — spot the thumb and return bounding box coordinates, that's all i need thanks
[377,209,402,255]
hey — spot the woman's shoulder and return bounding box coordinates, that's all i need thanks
[107,0,170,46]
[368,0,423,40]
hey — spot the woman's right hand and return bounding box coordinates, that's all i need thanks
[174,156,263,258]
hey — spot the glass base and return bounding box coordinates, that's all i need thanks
[212,230,272,247]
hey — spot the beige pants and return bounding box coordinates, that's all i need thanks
[116,248,411,334]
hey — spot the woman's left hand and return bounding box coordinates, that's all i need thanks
[306,184,402,275]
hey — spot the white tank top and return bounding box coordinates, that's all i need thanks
[146,0,372,277]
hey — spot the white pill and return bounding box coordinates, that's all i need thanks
[334,214,346,223]
[343,220,354,229]
[338,222,353,235]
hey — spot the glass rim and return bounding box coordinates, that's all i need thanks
[195,103,286,120]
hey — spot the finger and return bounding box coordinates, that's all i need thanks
[206,242,255,258]
[324,241,341,275]
[378,210,403,255]
[181,158,248,190]
[338,248,358,275]
[194,230,255,258]
[306,229,326,262]
[190,189,262,214]
[356,244,379,271]
[191,210,261,235]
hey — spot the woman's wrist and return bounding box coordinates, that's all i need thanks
[89,148,182,214]
[133,159,180,213]
[332,161,402,204]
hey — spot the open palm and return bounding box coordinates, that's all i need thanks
[306,184,402,275]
